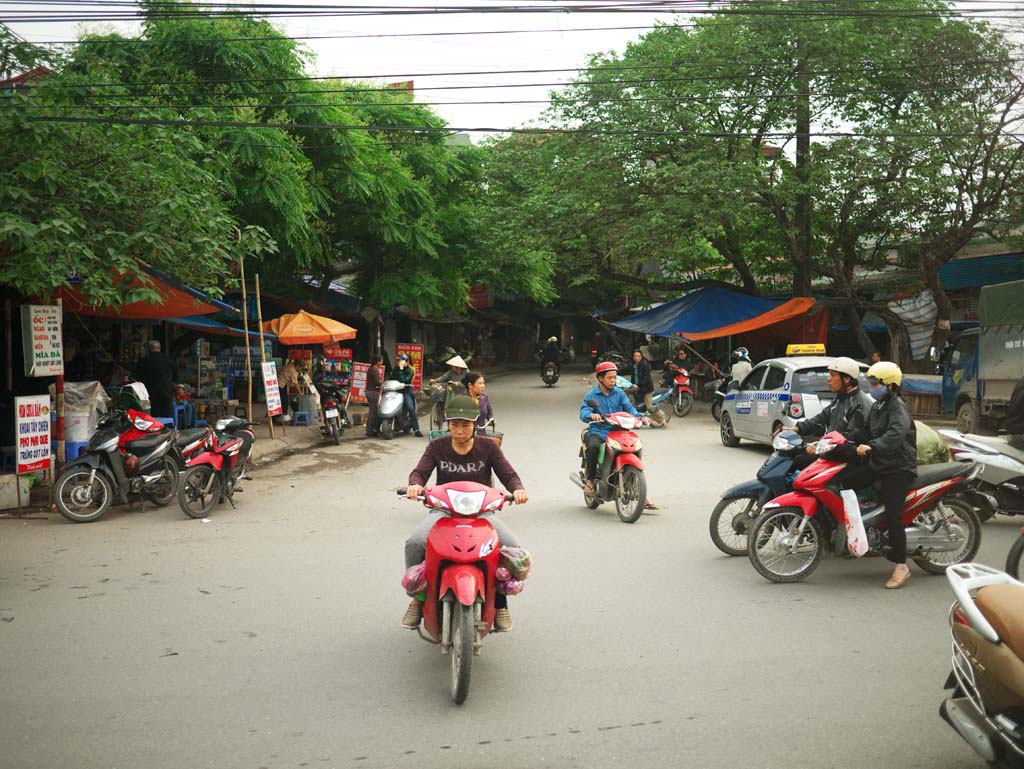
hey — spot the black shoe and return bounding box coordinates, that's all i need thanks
[414,431,424,438]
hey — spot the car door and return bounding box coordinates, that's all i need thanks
[732,364,769,436]
[755,364,789,441]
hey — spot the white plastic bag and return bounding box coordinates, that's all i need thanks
[841,489,869,557]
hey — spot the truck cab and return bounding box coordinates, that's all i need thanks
[942,329,980,433]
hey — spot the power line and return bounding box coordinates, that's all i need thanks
[24,114,1023,139]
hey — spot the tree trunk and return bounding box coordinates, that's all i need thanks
[844,302,875,359]
[922,256,953,365]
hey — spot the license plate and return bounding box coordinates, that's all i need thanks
[325,408,339,419]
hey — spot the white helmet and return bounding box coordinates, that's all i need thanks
[548,336,558,343]
[828,356,861,382]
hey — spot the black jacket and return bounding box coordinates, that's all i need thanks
[795,388,872,440]
[541,343,561,365]
[631,358,654,397]
[1006,377,1024,435]
[853,394,917,476]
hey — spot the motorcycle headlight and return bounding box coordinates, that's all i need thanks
[447,489,486,515]
[606,438,622,452]
[634,439,643,451]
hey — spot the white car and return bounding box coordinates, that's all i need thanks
[719,356,869,448]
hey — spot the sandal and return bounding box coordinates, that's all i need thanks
[644,500,659,510]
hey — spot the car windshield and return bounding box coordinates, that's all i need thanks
[792,367,832,396]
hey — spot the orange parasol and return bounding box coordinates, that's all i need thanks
[262,310,357,345]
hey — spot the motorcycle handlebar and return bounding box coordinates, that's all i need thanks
[396,487,515,503]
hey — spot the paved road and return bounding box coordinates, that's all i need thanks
[2,368,1016,769]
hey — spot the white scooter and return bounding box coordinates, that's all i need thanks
[940,430,1024,520]
[377,380,415,440]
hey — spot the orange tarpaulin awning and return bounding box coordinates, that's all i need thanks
[262,310,357,345]
[61,265,234,319]
[681,297,816,341]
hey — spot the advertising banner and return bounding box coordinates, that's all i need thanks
[350,362,369,404]
[323,343,353,361]
[396,342,424,390]
[20,304,64,377]
[262,362,282,417]
[15,395,52,474]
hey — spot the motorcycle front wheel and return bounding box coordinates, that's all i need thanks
[615,466,647,524]
[748,507,824,583]
[673,392,694,417]
[381,418,395,440]
[55,466,113,523]
[911,498,981,575]
[145,455,179,507]
[711,400,723,423]
[450,602,475,705]
[178,465,222,519]
[1007,534,1024,579]
[431,403,445,431]
[709,495,759,556]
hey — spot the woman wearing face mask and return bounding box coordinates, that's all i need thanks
[846,361,918,589]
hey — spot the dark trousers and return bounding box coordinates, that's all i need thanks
[840,464,916,564]
[365,390,380,434]
[584,432,605,481]
[402,390,420,431]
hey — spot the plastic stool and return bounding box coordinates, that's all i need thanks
[194,419,208,427]
[157,417,174,428]
[173,404,188,429]
[292,411,311,426]
[65,441,88,460]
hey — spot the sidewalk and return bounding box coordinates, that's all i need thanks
[251,362,535,466]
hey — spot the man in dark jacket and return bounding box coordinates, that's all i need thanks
[1006,376,1024,450]
[134,340,175,417]
[540,336,561,377]
[793,357,871,444]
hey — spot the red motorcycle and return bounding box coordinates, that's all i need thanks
[669,366,694,417]
[748,431,983,583]
[401,481,514,704]
[569,405,648,523]
[177,417,255,519]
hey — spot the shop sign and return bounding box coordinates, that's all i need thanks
[20,304,64,377]
[396,342,424,390]
[350,362,369,404]
[467,285,492,309]
[15,395,52,474]
[262,362,282,417]
[323,342,353,360]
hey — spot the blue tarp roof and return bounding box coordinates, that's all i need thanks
[611,286,788,338]
[165,315,275,339]
[940,253,1024,290]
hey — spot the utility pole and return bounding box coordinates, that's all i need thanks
[794,36,813,297]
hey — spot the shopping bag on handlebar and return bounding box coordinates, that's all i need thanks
[841,489,869,557]
[402,562,428,596]
[499,547,532,580]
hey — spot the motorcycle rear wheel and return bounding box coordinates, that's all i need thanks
[450,603,474,705]
[748,507,824,583]
[55,466,113,523]
[615,466,647,524]
[911,498,981,575]
[674,392,694,417]
[178,465,222,519]
[711,400,723,423]
[329,419,341,446]
[145,455,179,507]
[1007,534,1024,579]
[709,495,759,556]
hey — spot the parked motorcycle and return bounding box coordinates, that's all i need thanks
[663,363,695,417]
[177,417,255,519]
[710,429,806,556]
[940,562,1024,767]
[747,431,983,583]
[319,383,350,445]
[399,481,516,704]
[568,403,649,523]
[378,380,416,440]
[941,430,1024,521]
[541,361,559,387]
[54,408,179,523]
[617,375,670,427]
[706,376,727,422]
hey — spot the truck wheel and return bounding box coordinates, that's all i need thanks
[956,401,976,434]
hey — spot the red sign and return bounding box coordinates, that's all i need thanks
[396,343,424,390]
[350,362,369,404]
[323,343,353,360]
[15,395,51,474]
[467,285,492,309]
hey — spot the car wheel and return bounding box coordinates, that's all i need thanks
[720,412,740,447]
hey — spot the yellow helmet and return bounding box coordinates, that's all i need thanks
[866,361,902,386]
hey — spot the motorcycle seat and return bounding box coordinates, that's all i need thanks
[976,582,1024,660]
[176,428,207,447]
[960,433,1024,465]
[125,432,169,451]
[910,462,972,489]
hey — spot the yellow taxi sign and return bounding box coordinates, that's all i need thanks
[786,343,826,356]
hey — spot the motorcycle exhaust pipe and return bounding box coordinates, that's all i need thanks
[940,698,1001,763]
[906,526,967,552]
[568,473,584,489]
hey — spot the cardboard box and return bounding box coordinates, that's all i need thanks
[0,474,32,511]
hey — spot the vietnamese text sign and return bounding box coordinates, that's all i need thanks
[262,362,282,417]
[396,342,424,390]
[350,362,369,404]
[323,342,353,360]
[16,395,52,474]
[21,304,64,377]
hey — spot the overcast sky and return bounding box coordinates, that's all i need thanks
[2,2,681,133]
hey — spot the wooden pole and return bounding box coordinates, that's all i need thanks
[254,273,276,440]
[4,299,11,393]
[55,286,65,468]
[239,249,253,424]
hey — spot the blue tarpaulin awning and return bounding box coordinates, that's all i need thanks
[611,286,816,340]
[165,315,274,339]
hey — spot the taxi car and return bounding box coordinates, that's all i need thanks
[719,345,869,448]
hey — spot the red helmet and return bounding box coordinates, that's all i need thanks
[595,361,618,376]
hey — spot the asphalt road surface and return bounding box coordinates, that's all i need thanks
[2,367,1017,769]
